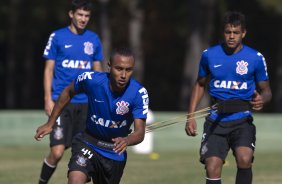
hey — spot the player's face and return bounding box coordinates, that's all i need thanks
[69,9,91,31]
[109,54,134,93]
[223,24,246,53]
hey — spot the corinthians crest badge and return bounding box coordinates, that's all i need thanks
[116,101,129,115]
[84,42,94,55]
[76,155,87,167]
[236,60,248,75]
[54,127,63,140]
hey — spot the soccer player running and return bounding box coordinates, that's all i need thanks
[39,0,103,183]
[185,11,272,184]
[35,47,149,184]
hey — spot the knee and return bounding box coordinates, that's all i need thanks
[235,147,253,168]
[236,155,252,168]
[205,157,223,178]
[48,148,64,164]
[206,164,221,176]
[68,177,83,184]
[68,171,87,184]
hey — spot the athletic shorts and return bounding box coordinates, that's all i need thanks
[199,116,256,164]
[68,134,126,184]
[49,103,87,148]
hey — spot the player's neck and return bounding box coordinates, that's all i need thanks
[68,25,85,35]
[109,81,126,95]
[223,44,243,55]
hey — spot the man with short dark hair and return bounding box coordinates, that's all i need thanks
[39,0,103,183]
[185,11,272,184]
[35,47,149,184]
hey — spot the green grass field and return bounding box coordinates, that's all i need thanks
[0,111,282,184]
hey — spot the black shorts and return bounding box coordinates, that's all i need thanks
[49,103,87,148]
[199,117,256,164]
[68,134,126,184]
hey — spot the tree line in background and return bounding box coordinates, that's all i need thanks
[0,0,281,112]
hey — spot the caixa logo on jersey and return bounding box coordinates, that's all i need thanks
[236,60,248,75]
[116,101,130,115]
[90,115,127,128]
[214,80,247,90]
[62,60,91,69]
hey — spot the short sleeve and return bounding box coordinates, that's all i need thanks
[132,87,149,119]
[198,50,209,77]
[255,52,269,82]
[74,72,95,94]
[43,32,57,60]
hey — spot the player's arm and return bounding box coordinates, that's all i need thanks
[250,81,272,111]
[44,59,55,116]
[112,118,146,155]
[92,61,103,72]
[185,76,208,136]
[35,82,77,141]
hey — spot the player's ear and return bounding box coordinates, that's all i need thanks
[107,62,111,71]
[69,10,74,18]
[242,29,247,39]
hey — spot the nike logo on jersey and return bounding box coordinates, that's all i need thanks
[214,64,222,68]
[94,99,104,103]
[65,45,72,48]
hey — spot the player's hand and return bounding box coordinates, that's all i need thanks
[185,118,198,137]
[44,99,55,116]
[34,123,53,141]
[112,137,129,155]
[250,90,263,111]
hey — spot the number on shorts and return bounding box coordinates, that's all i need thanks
[81,148,93,159]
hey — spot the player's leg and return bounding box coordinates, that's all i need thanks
[199,120,229,184]
[232,119,256,184]
[68,133,94,184]
[39,106,71,184]
[205,157,223,184]
[234,147,254,184]
[39,145,65,184]
[47,145,66,164]
[68,171,88,184]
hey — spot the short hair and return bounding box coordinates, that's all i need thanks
[109,47,135,64]
[71,0,93,12]
[222,11,246,30]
